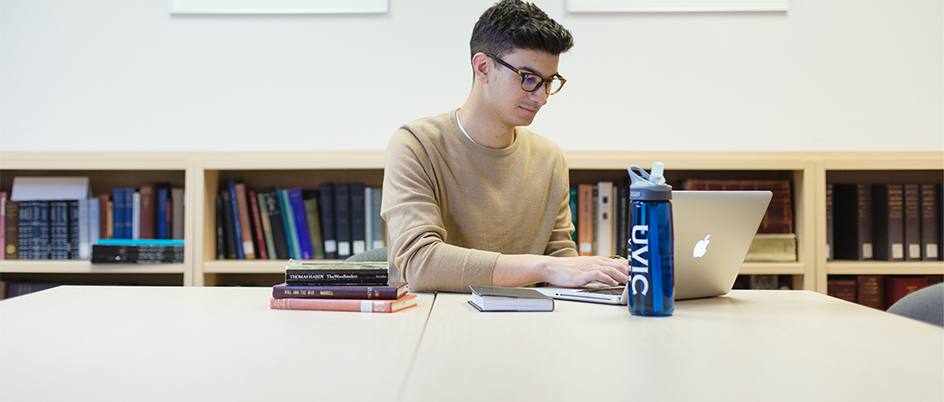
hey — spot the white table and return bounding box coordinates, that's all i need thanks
[402,290,944,402]
[0,286,434,402]
[2,287,942,402]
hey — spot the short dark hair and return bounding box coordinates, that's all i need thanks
[470,0,574,60]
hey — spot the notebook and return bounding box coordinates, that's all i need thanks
[534,190,773,304]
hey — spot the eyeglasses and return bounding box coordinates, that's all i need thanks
[485,53,566,96]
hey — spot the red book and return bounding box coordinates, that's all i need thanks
[270,294,418,313]
[885,276,928,310]
[138,182,156,239]
[577,184,594,256]
[233,182,256,259]
[248,190,268,260]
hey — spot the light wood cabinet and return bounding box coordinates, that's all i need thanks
[2,150,941,291]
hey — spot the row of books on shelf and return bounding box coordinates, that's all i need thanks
[827,275,943,310]
[268,260,416,313]
[1,182,184,260]
[216,180,385,261]
[573,179,795,261]
[827,183,943,261]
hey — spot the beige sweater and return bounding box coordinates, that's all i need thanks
[382,110,578,293]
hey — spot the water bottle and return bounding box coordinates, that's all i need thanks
[626,162,674,316]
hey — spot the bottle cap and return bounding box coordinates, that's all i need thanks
[627,163,673,201]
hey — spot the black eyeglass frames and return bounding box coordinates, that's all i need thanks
[485,53,566,96]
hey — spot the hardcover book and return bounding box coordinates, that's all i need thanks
[287,188,313,259]
[91,244,184,264]
[335,182,352,259]
[262,188,289,260]
[856,275,885,310]
[138,182,156,239]
[684,179,793,234]
[920,184,939,260]
[233,181,256,259]
[303,196,326,259]
[595,181,614,257]
[284,260,389,285]
[270,294,418,313]
[319,183,338,259]
[226,180,245,259]
[350,182,366,255]
[248,190,269,260]
[832,184,873,260]
[468,285,554,312]
[826,276,857,303]
[885,276,928,310]
[272,281,408,300]
[277,189,301,260]
[255,191,277,260]
[577,184,594,256]
[903,184,921,260]
[872,184,904,261]
[4,200,18,259]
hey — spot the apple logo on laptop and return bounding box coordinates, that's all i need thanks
[693,235,711,258]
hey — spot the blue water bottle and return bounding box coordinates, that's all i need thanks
[626,162,674,316]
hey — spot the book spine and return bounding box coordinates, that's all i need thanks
[49,201,69,260]
[215,194,226,260]
[350,182,366,255]
[0,192,5,260]
[18,201,33,259]
[220,190,238,259]
[69,201,79,259]
[248,190,268,260]
[369,187,385,250]
[335,182,352,259]
[903,184,922,260]
[112,188,125,239]
[615,183,629,258]
[4,200,18,259]
[256,192,277,260]
[171,188,184,240]
[319,183,338,259]
[278,189,301,260]
[288,188,313,259]
[569,187,578,245]
[131,191,141,240]
[303,197,326,259]
[263,189,289,259]
[269,297,408,313]
[885,276,928,309]
[856,275,885,310]
[826,276,857,302]
[156,187,170,240]
[595,181,614,257]
[99,194,111,239]
[826,184,833,261]
[124,187,134,240]
[285,272,388,282]
[233,182,255,259]
[77,198,89,259]
[872,184,904,261]
[227,180,245,259]
[577,184,594,256]
[272,284,404,299]
[88,197,100,248]
[35,202,50,259]
[138,182,156,239]
[920,184,940,260]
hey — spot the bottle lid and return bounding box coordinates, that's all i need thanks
[627,162,673,201]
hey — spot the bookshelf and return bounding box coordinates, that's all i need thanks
[0,152,193,286]
[815,152,944,293]
[1,150,941,292]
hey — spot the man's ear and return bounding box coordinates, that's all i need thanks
[471,52,490,83]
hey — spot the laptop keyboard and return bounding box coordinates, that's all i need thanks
[584,287,624,295]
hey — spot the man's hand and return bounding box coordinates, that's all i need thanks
[493,254,629,288]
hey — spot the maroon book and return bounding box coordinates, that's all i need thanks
[885,276,928,310]
[273,282,408,300]
[138,182,156,239]
[856,275,885,310]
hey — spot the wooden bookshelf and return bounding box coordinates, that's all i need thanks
[2,150,941,292]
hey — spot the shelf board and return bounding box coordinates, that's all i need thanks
[0,260,186,274]
[827,261,944,275]
[740,262,806,275]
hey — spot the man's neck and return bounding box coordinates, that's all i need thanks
[456,102,516,149]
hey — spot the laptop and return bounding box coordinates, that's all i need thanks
[534,190,773,304]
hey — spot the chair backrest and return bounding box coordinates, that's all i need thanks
[887,283,944,327]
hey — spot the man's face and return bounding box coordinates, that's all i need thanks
[486,49,561,128]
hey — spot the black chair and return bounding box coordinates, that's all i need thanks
[887,283,944,327]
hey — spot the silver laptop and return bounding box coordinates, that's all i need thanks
[534,190,773,304]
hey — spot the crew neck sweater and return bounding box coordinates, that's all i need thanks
[381,109,578,293]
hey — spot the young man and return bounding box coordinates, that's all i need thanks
[382,0,628,293]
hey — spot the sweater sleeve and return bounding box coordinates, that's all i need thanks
[381,129,499,293]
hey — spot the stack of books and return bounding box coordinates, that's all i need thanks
[269,260,416,313]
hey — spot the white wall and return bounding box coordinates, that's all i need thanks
[1,0,941,152]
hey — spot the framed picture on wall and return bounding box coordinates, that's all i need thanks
[567,0,789,13]
[170,0,389,14]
